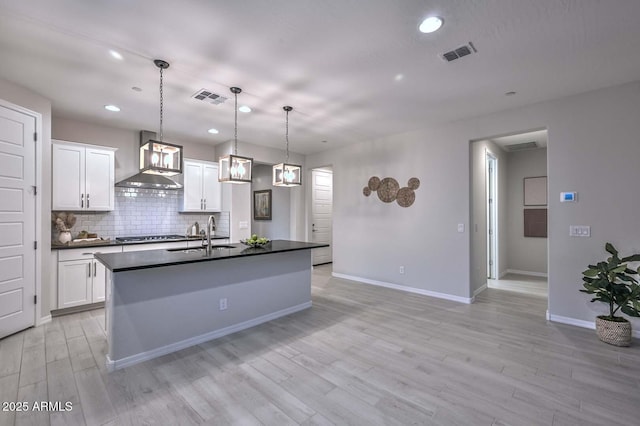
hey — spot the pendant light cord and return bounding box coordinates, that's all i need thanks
[285,108,290,163]
[159,66,164,143]
[234,90,238,155]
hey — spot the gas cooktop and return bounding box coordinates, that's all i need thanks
[115,234,186,243]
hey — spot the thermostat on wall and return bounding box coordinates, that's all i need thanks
[560,192,577,202]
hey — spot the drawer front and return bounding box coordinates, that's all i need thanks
[121,241,186,252]
[58,245,122,261]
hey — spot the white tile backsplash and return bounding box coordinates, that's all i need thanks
[53,187,229,240]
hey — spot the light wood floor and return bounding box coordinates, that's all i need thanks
[1,264,639,425]
[488,273,548,298]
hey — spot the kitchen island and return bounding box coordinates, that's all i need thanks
[95,240,328,371]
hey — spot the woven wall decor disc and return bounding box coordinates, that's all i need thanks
[368,176,381,190]
[408,177,420,190]
[377,177,399,203]
[396,187,415,207]
[363,186,371,196]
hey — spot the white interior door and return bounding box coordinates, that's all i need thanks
[486,152,498,279]
[0,103,36,338]
[311,169,333,265]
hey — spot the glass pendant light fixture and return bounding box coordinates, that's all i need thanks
[272,106,302,187]
[219,87,253,183]
[140,59,183,176]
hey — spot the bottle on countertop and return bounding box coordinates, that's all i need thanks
[192,222,199,236]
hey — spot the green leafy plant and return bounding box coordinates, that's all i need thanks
[580,242,640,321]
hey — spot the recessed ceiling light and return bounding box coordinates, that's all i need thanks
[419,16,443,33]
[109,50,123,60]
[207,128,219,134]
[321,140,328,144]
[131,86,142,92]
[104,105,120,112]
[505,91,517,96]
[394,73,404,82]
[239,105,251,113]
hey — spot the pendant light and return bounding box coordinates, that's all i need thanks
[139,59,183,176]
[272,106,302,187]
[219,87,253,183]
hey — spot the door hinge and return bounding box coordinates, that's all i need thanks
[34,132,37,142]
[32,185,37,195]
[34,241,37,250]
[34,295,37,304]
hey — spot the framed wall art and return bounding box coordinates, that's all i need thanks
[523,176,547,206]
[253,189,272,221]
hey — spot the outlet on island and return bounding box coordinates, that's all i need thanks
[219,298,228,311]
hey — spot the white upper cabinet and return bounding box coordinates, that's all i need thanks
[52,140,116,211]
[180,159,221,212]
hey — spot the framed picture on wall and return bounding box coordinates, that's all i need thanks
[523,176,547,206]
[253,189,272,221]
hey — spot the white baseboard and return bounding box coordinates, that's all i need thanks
[332,272,473,304]
[505,269,548,278]
[473,283,488,297]
[37,315,52,326]
[106,301,312,372]
[548,313,640,338]
[499,270,508,279]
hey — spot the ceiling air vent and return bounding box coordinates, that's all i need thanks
[441,42,477,62]
[192,89,228,105]
[503,141,539,152]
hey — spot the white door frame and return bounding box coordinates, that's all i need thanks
[0,98,43,328]
[486,150,498,280]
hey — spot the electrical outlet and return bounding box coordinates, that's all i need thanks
[219,298,228,310]
[399,266,405,274]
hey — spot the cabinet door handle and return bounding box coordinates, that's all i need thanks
[88,263,91,277]
[94,262,97,277]
[200,198,203,210]
[87,193,90,209]
[204,199,206,210]
[81,194,84,208]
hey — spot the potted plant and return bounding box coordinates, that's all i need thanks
[580,242,640,346]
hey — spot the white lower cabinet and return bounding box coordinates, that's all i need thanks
[57,246,121,309]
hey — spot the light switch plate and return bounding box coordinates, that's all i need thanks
[239,221,248,229]
[570,225,590,237]
[457,224,465,233]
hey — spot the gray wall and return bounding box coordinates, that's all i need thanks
[306,80,640,331]
[506,148,548,275]
[251,164,291,239]
[470,140,509,293]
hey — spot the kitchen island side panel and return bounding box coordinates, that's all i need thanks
[106,250,311,368]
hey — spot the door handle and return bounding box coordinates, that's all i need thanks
[94,262,97,277]
[312,224,316,232]
[87,193,90,209]
[88,263,91,277]
[201,198,203,210]
[204,199,207,210]
[81,194,84,208]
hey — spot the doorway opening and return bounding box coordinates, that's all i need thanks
[310,167,333,265]
[470,129,549,305]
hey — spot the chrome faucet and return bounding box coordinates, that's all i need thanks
[206,215,216,255]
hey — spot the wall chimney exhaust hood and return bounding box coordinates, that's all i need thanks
[115,131,183,190]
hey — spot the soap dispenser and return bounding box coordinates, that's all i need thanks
[192,222,199,236]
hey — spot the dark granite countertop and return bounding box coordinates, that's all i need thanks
[95,240,329,272]
[51,235,230,250]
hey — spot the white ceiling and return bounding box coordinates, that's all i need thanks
[1,0,639,155]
